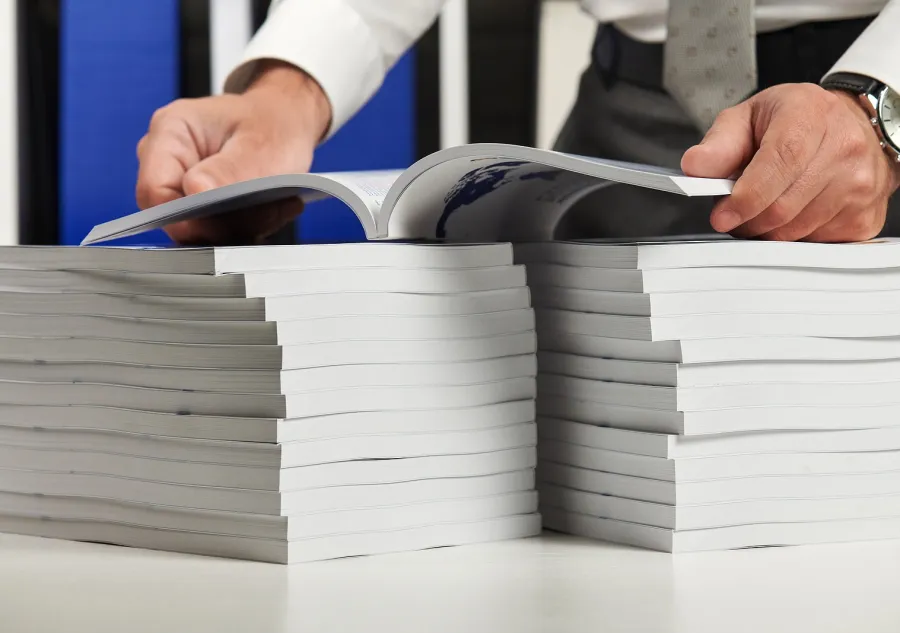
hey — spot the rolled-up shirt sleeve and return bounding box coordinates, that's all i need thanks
[224,0,446,139]
[826,0,900,92]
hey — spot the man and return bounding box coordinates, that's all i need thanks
[135,0,900,245]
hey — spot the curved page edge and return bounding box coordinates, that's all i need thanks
[80,174,379,246]
[379,144,733,239]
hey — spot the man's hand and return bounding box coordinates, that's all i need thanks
[136,61,331,245]
[682,83,900,242]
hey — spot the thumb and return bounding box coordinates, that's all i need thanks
[167,134,305,246]
[681,101,755,179]
[182,134,262,196]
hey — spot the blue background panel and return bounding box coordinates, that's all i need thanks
[60,0,180,246]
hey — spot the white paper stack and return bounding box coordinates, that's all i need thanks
[517,237,900,552]
[0,242,541,563]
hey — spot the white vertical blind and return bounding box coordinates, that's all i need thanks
[0,0,18,245]
[439,0,470,149]
[536,0,596,149]
[210,0,254,95]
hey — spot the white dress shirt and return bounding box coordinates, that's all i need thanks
[225,0,900,139]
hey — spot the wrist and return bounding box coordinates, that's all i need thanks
[245,60,333,144]
[828,88,872,124]
[829,88,900,190]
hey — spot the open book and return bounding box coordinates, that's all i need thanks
[81,144,734,246]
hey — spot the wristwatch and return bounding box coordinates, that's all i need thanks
[821,72,900,163]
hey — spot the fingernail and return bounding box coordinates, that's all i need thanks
[712,209,741,233]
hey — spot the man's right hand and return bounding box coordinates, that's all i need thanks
[135,61,332,245]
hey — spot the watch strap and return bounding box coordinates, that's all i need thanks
[821,72,881,95]
[823,74,900,159]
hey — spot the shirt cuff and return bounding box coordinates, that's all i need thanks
[223,0,387,140]
[824,1,900,93]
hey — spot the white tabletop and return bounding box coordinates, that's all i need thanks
[3,531,900,633]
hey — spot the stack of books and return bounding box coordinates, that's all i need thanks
[0,243,541,563]
[518,237,900,552]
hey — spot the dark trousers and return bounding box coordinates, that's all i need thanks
[552,17,900,239]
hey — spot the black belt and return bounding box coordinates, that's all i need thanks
[592,16,877,93]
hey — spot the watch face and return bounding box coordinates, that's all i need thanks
[878,87,900,151]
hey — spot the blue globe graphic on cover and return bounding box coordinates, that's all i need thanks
[436,161,561,238]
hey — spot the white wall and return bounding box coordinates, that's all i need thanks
[0,0,17,244]
[536,0,596,149]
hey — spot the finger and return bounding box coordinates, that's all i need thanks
[167,133,305,245]
[729,138,837,238]
[802,204,886,243]
[178,131,304,235]
[753,184,844,241]
[681,102,754,179]
[182,133,275,196]
[710,103,827,234]
[164,198,304,246]
[135,122,202,209]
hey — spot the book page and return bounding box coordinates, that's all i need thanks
[81,172,392,245]
[317,171,403,210]
[379,144,733,242]
[383,157,608,241]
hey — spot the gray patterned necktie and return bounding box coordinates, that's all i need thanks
[663,0,758,131]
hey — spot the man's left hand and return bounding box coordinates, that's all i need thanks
[682,83,900,242]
